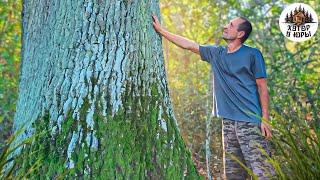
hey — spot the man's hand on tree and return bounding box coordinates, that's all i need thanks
[152,14,162,34]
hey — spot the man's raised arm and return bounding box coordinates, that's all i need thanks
[152,14,200,54]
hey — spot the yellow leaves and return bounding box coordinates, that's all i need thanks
[285,41,297,54]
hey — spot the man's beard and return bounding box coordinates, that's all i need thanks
[222,35,236,41]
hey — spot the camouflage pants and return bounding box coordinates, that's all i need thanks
[222,118,276,180]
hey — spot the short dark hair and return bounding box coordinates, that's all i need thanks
[237,17,252,43]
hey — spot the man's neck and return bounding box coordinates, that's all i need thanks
[226,41,243,53]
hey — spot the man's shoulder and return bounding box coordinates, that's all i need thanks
[200,44,226,54]
[242,44,262,54]
[208,45,226,54]
[201,44,224,49]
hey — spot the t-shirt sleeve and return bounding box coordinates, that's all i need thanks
[253,49,267,78]
[199,45,219,63]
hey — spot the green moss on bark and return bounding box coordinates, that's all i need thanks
[14,84,201,179]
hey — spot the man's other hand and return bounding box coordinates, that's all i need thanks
[260,121,272,140]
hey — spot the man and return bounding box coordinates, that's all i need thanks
[152,14,276,180]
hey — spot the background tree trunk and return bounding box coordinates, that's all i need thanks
[13,0,199,178]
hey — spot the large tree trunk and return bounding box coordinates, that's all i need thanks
[13,0,199,178]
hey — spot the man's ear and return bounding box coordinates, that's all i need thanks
[237,31,245,39]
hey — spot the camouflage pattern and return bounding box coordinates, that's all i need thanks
[222,118,276,180]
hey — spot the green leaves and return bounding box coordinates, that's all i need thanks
[268,112,320,179]
[0,124,43,179]
[0,1,21,149]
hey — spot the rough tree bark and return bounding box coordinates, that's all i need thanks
[13,0,200,178]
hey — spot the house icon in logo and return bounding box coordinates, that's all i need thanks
[293,12,306,25]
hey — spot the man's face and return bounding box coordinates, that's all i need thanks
[222,17,245,41]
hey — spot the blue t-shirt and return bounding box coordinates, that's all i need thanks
[199,44,267,124]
